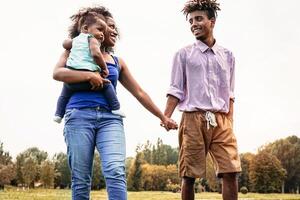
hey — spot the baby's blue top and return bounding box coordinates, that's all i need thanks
[66,33,100,71]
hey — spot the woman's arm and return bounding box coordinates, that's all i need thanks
[118,57,177,130]
[53,50,109,89]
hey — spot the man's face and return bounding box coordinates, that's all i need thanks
[188,10,215,41]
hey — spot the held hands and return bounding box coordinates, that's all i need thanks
[89,72,111,90]
[160,116,178,131]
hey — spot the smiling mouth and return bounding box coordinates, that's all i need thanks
[110,36,116,42]
[192,28,202,34]
[110,34,117,41]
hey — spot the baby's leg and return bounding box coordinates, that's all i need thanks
[102,83,125,118]
[54,84,73,123]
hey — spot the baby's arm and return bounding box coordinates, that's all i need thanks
[62,39,72,50]
[89,37,109,77]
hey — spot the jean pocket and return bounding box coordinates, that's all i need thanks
[64,109,78,124]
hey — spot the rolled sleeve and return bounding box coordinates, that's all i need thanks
[229,53,235,100]
[167,86,184,101]
[167,50,186,102]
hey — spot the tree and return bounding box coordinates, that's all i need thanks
[141,164,179,191]
[53,152,71,189]
[249,151,286,193]
[142,140,153,164]
[0,141,12,165]
[141,164,168,190]
[0,164,16,189]
[166,164,180,185]
[239,153,254,191]
[16,147,48,186]
[165,146,178,165]
[22,147,48,165]
[40,160,55,188]
[125,157,134,177]
[22,156,38,188]
[16,153,25,185]
[152,138,165,165]
[127,146,144,191]
[263,135,300,193]
[0,141,15,189]
[141,138,178,165]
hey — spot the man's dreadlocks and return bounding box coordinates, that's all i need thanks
[182,0,221,19]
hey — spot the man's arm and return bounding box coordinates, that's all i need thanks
[227,98,234,120]
[164,95,179,118]
[228,52,235,120]
[89,37,109,77]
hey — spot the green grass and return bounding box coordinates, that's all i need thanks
[0,188,299,200]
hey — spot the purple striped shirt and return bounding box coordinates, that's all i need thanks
[167,40,235,113]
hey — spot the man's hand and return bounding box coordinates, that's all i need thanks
[89,72,110,90]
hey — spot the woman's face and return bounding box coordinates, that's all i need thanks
[103,17,118,48]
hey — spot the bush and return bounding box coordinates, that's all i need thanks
[240,186,248,194]
[166,183,181,193]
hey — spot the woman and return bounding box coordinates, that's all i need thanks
[53,6,177,200]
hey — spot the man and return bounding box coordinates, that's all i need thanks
[164,0,241,199]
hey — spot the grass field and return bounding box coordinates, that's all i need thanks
[0,188,300,200]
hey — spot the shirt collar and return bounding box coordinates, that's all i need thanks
[195,39,219,54]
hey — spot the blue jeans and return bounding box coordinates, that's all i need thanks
[64,107,127,200]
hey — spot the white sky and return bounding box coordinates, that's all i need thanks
[0,0,299,159]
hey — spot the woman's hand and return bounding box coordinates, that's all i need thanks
[101,68,109,78]
[89,72,111,90]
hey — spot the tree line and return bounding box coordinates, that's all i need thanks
[0,135,299,193]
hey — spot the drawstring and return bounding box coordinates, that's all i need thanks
[205,111,218,130]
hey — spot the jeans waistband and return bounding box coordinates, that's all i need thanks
[77,106,110,112]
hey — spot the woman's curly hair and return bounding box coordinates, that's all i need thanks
[182,0,221,19]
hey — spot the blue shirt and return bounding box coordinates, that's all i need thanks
[66,56,120,110]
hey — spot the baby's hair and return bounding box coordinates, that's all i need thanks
[68,10,106,38]
[182,0,221,19]
[87,6,120,38]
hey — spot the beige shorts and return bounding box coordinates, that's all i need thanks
[178,111,241,178]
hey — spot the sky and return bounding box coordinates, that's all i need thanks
[0,0,300,159]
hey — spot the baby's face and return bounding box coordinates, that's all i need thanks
[87,18,107,43]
